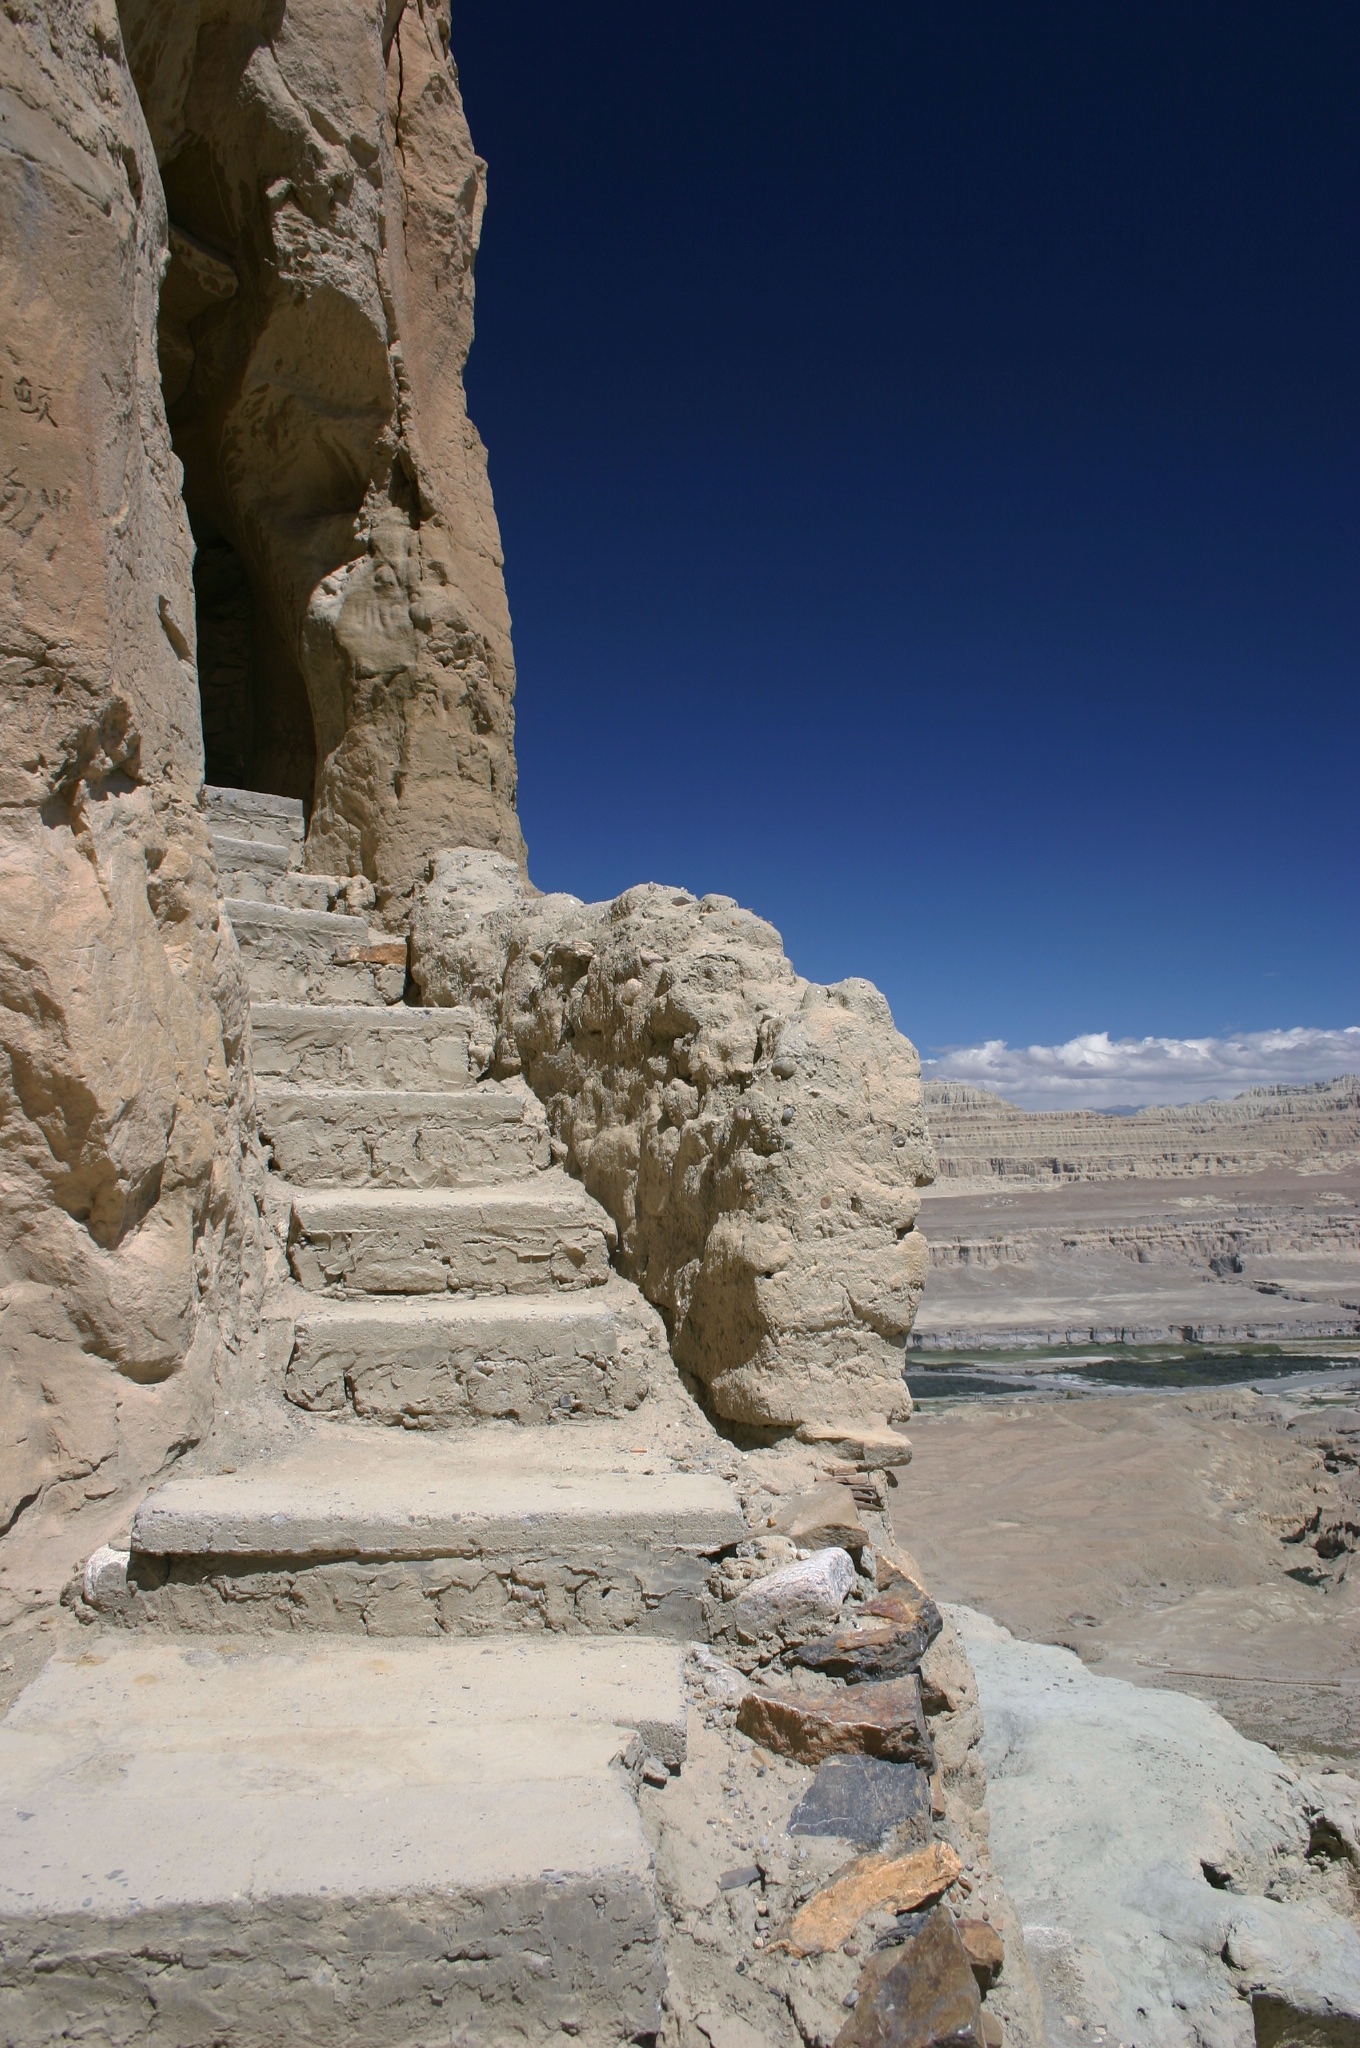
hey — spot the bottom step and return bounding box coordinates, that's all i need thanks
[126,1426,745,1639]
[0,1634,680,2047]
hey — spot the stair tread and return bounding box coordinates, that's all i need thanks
[226,898,375,940]
[0,1636,671,2041]
[204,784,305,821]
[131,1425,744,1558]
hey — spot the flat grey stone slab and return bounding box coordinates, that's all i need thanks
[258,1084,550,1188]
[0,1634,676,2046]
[788,1754,932,1846]
[287,1180,614,1300]
[287,1286,636,1425]
[953,1604,1360,2048]
[252,1002,476,1089]
[226,900,405,1005]
[131,1426,743,1562]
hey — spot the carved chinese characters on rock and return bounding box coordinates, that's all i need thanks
[1,362,67,558]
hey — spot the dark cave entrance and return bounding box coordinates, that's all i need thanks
[184,520,317,803]
[155,183,318,808]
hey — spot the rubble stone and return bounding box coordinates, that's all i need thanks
[957,1919,1005,1989]
[790,1618,938,1685]
[779,1845,964,1958]
[724,1547,857,1649]
[772,1484,872,1554]
[799,1422,915,1470]
[789,1756,934,1848]
[737,1675,936,1768]
[836,1906,984,2048]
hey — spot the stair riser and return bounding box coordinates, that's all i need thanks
[221,869,335,911]
[125,1545,719,1641]
[288,1211,613,1298]
[286,1328,644,1427]
[0,1882,662,2048]
[261,1095,549,1188]
[203,796,305,851]
[242,949,406,1006]
[251,1006,476,1090]
[211,833,291,875]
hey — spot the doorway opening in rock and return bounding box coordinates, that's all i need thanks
[156,206,318,809]
[186,522,317,804]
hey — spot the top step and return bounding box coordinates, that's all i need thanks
[203,784,306,850]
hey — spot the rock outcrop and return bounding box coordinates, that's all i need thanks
[0,1,266,1627]
[956,1605,1360,2048]
[118,0,525,906]
[1,0,527,1637]
[411,852,936,1430]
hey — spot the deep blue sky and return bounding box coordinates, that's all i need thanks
[450,4,1358,1060]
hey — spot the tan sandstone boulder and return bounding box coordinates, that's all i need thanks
[411,852,936,1428]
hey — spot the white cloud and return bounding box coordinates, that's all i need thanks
[924,1026,1360,1111]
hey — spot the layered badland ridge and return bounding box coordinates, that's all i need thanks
[916,1077,1360,1348]
[2,10,1357,2046]
[924,1075,1360,1191]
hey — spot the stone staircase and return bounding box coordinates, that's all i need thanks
[0,786,746,2047]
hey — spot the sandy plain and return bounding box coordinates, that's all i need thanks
[891,1377,1360,1761]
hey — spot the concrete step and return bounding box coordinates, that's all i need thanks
[287,1180,615,1300]
[226,900,406,1005]
[251,1001,477,1090]
[203,783,305,850]
[286,1283,636,1424]
[0,1633,679,2047]
[127,1424,745,1639]
[210,829,295,895]
[258,1083,549,1188]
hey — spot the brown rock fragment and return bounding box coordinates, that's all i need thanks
[876,1542,933,1596]
[778,1844,964,1958]
[956,1919,1004,1989]
[835,1905,983,2048]
[864,1588,944,1644]
[794,1585,943,1682]
[797,1421,915,1470]
[790,1620,936,1684]
[737,1676,936,1768]
[771,1484,871,1553]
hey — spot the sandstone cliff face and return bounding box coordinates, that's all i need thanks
[411,854,936,1430]
[1,0,527,1631]
[118,0,525,907]
[0,1,265,1616]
